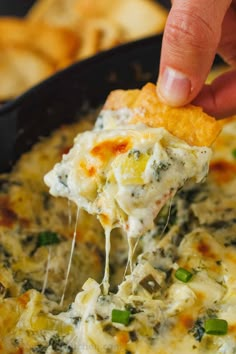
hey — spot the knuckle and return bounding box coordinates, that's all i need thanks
[165,9,220,52]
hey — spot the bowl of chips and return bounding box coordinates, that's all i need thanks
[0,33,164,172]
[0,0,170,102]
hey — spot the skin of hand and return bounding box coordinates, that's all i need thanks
[157,0,236,118]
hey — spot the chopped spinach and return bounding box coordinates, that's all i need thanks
[37,231,60,247]
[153,322,161,334]
[32,345,48,354]
[22,279,41,292]
[208,220,230,229]
[103,324,118,336]
[125,303,140,314]
[189,318,205,342]
[42,191,51,210]
[224,235,236,247]
[49,335,73,353]
[128,149,141,160]
[129,330,138,342]
[152,160,170,182]
[178,184,207,204]
[72,316,81,325]
[0,244,11,259]
[22,234,35,245]
[0,282,6,297]
[0,178,22,193]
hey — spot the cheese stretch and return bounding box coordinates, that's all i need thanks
[45,108,211,294]
[45,109,211,239]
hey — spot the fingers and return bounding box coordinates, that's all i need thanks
[217,2,236,67]
[157,0,231,106]
[193,70,236,118]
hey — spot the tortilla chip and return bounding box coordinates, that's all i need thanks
[5,0,169,99]
[28,0,167,41]
[0,45,54,100]
[103,89,140,110]
[76,23,101,59]
[109,0,168,40]
[77,18,123,59]
[27,0,57,21]
[74,0,113,18]
[27,0,80,27]
[103,83,222,147]
[94,19,123,51]
[0,18,79,68]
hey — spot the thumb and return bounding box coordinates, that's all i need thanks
[157,0,231,106]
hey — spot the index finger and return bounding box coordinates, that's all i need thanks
[158,0,231,106]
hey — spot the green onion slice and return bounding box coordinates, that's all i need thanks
[204,318,228,335]
[111,309,130,326]
[175,267,193,283]
[37,231,60,247]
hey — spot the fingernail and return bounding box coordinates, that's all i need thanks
[158,67,191,106]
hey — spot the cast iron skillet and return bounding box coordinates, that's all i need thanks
[0,34,163,172]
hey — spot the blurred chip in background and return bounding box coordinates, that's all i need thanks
[0,0,169,101]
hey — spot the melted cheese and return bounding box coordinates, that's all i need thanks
[45,110,211,239]
[45,109,211,297]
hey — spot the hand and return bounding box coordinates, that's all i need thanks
[157,0,236,118]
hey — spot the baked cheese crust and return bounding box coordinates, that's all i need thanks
[0,87,236,353]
